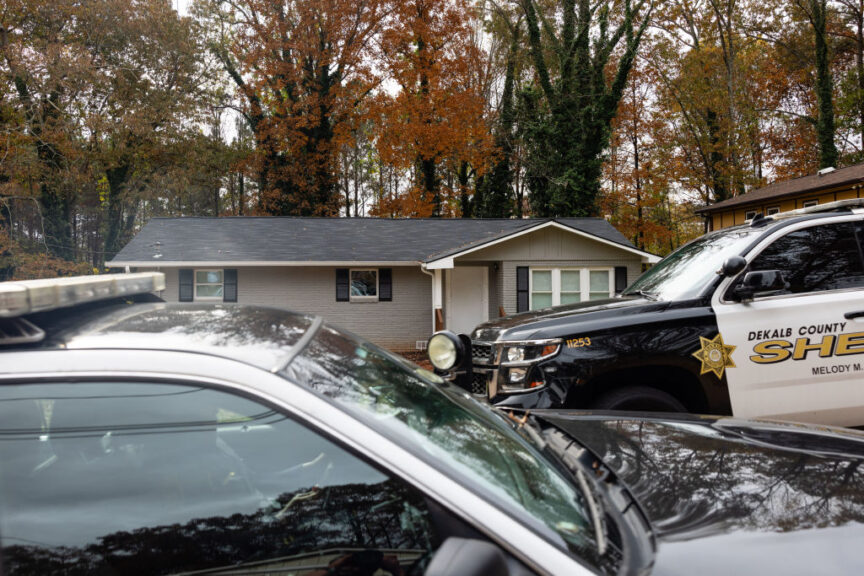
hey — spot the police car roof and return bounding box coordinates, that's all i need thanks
[11,300,320,371]
[0,273,321,372]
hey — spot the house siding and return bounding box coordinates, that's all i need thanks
[451,228,644,316]
[706,185,864,230]
[457,226,637,262]
[488,264,501,320]
[149,265,432,352]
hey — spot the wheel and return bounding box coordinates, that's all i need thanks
[591,385,687,413]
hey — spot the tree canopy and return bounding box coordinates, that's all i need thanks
[3,0,864,276]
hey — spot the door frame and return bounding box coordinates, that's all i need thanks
[445,266,489,334]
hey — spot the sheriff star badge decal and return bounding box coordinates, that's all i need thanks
[692,334,736,379]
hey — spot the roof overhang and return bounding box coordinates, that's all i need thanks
[109,261,421,268]
[695,176,864,215]
[423,221,660,268]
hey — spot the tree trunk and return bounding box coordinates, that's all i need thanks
[104,163,131,262]
[856,3,864,152]
[813,0,839,168]
[458,161,472,217]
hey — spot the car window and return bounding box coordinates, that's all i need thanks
[284,325,608,570]
[622,225,765,301]
[0,382,439,575]
[731,222,864,296]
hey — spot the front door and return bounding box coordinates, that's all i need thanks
[447,266,489,335]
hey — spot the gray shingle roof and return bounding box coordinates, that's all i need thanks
[109,217,645,265]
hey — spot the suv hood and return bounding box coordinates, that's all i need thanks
[536,411,864,575]
[470,297,704,342]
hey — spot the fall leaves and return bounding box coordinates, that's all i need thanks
[202,0,494,218]
[5,0,864,279]
[374,0,492,217]
[603,0,864,253]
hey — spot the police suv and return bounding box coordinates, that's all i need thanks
[428,199,864,427]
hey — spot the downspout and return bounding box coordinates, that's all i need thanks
[420,263,441,334]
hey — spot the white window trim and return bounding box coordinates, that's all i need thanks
[802,199,818,208]
[745,210,761,220]
[766,206,780,216]
[349,268,379,302]
[194,269,224,302]
[529,268,614,309]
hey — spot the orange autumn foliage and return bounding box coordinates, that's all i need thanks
[218,0,387,216]
[372,0,493,217]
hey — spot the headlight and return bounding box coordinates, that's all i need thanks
[507,347,524,362]
[499,367,546,393]
[428,331,465,371]
[508,367,527,382]
[501,341,562,365]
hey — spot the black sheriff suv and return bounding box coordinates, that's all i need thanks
[428,199,864,428]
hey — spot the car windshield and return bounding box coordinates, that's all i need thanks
[622,225,765,300]
[283,324,606,569]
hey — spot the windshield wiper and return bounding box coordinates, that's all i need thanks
[543,428,608,554]
[502,411,654,570]
[502,409,548,450]
[504,412,612,554]
[630,289,658,301]
[542,426,655,574]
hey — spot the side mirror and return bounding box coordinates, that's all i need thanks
[732,270,789,302]
[424,537,512,576]
[719,256,747,277]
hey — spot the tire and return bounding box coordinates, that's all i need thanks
[591,385,687,413]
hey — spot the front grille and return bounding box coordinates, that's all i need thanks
[472,342,494,364]
[471,372,488,395]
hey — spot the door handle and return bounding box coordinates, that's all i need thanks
[845,311,864,320]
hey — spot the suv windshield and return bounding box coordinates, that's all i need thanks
[623,225,765,301]
[283,324,607,570]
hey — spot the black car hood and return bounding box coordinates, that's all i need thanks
[536,412,864,575]
[470,297,704,342]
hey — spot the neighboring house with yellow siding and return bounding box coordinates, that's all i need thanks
[695,163,864,230]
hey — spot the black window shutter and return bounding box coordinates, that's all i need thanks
[336,268,350,301]
[379,268,392,301]
[179,269,194,302]
[615,266,628,293]
[223,269,238,302]
[517,266,529,312]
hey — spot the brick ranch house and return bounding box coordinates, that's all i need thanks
[110,217,659,352]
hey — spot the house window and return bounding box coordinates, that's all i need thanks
[350,269,378,301]
[530,269,613,310]
[336,268,391,303]
[745,210,761,220]
[195,270,224,300]
[589,270,611,300]
[802,199,818,208]
[766,206,780,216]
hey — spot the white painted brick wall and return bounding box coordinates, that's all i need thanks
[151,266,433,351]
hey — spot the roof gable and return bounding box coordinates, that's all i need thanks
[424,220,659,266]
[109,217,651,266]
